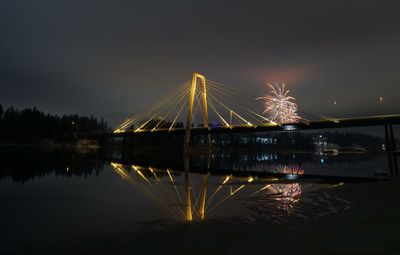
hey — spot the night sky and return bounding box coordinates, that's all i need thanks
[1,0,400,126]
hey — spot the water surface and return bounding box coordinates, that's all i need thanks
[1,147,399,254]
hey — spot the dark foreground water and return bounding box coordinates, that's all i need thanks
[1,146,399,254]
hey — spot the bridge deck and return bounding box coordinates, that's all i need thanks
[110,114,400,137]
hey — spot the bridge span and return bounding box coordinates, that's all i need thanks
[109,72,398,156]
[110,114,400,137]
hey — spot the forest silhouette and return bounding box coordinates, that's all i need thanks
[0,104,110,144]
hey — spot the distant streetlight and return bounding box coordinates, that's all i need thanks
[378,97,384,115]
[72,121,75,125]
[332,101,337,118]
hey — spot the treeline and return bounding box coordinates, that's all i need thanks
[119,130,385,151]
[208,132,313,149]
[0,104,110,144]
[321,132,384,147]
[0,147,104,183]
[200,131,384,149]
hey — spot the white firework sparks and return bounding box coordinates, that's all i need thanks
[267,164,304,213]
[257,82,300,124]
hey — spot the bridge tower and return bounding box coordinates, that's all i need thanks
[184,72,210,149]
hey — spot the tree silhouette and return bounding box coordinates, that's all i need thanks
[0,104,3,119]
[0,105,111,144]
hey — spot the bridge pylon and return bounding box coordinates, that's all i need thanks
[184,72,210,150]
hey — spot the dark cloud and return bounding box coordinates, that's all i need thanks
[1,0,399,125]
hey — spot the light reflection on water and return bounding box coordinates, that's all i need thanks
[0,147,397,253]
[108,150,385,225]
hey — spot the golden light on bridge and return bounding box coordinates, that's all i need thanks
[112,72,282,138]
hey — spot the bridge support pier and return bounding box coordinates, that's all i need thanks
[384,124,398,175]
[384,124,397,152]
[389,124,397,151]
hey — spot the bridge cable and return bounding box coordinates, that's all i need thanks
[130,84,190,132]
[115,80,191,132]
[207,88,264,125]
[206,82,273,124]
[207,96,231,128]
[151,86,191,131]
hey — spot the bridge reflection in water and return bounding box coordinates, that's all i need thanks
[109,152,381,224]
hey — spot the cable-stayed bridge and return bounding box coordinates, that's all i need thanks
[110,72,399,152]
[103,72,400,223]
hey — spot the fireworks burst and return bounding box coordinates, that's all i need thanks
[267,164,304,213]
[257,82,300,124]
[274,165,304,175]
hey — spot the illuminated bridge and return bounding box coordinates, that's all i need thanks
[110,72,399,152]
[111,114,400,136]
